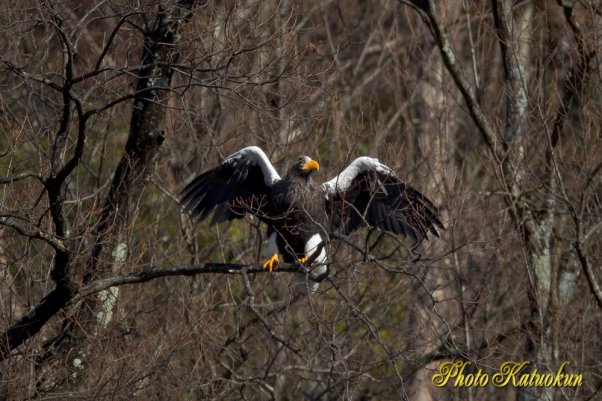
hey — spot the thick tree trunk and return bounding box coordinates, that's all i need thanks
[0,0,198,361]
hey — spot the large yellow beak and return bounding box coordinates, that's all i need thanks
[302,159,320,172]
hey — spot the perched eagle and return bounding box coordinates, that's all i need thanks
[181,146,443,289]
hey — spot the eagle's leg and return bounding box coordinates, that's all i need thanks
[262,253,279,272]
[297,256,308,264]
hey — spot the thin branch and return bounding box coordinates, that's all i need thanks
[0,216,67,252]
[94,12,137,71]
[574,234,602,308]
[326,276,406,391]
[73,262,307,304]
[240,269,303,356]
[574,161,602,308]
[46,4,75,174]
[0,55,64,92]
[403,0,501,162]
[0,171,45,185]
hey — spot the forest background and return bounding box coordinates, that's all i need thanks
[0,1,600,400]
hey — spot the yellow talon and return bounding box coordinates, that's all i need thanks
[297,256,308,264]
[263,253,279,272]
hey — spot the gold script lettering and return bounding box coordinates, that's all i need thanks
[432,361,466,387]
[492,361,529,387]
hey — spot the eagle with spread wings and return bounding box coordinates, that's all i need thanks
[181,146,443,289]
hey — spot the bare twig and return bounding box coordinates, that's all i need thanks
[0,171,45,185]
[0,216,67,252]
[402,0,500,161]
[240,269,302,356]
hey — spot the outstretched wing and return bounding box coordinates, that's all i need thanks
[322,157,443,242]
[180,146,281,225]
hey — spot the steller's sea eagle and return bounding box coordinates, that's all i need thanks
[181,146,443,290]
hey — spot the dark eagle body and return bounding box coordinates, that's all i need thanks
[267,159,327,264]
[181,146,443,291]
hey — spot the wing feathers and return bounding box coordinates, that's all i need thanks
[181,146,281,224]
[182,149,443,245]
[325,157,443,242]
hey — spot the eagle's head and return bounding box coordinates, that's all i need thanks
[288,155,320,181]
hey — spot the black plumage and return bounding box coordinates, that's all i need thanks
[327,170,442,242]
[181,153,270,225]
[265,156,326,264]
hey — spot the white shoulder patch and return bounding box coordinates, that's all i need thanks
[226,146,281,186]
[322,156,394,194]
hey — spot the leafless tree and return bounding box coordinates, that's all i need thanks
[0,1,600,400]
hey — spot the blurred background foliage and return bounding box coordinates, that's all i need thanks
[0,0,600,400]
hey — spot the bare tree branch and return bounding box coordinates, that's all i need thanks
[73,262,307,304]
[403,0,501,161]
[0,171,45,185]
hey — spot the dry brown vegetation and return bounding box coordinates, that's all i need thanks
[0,1,601,400]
